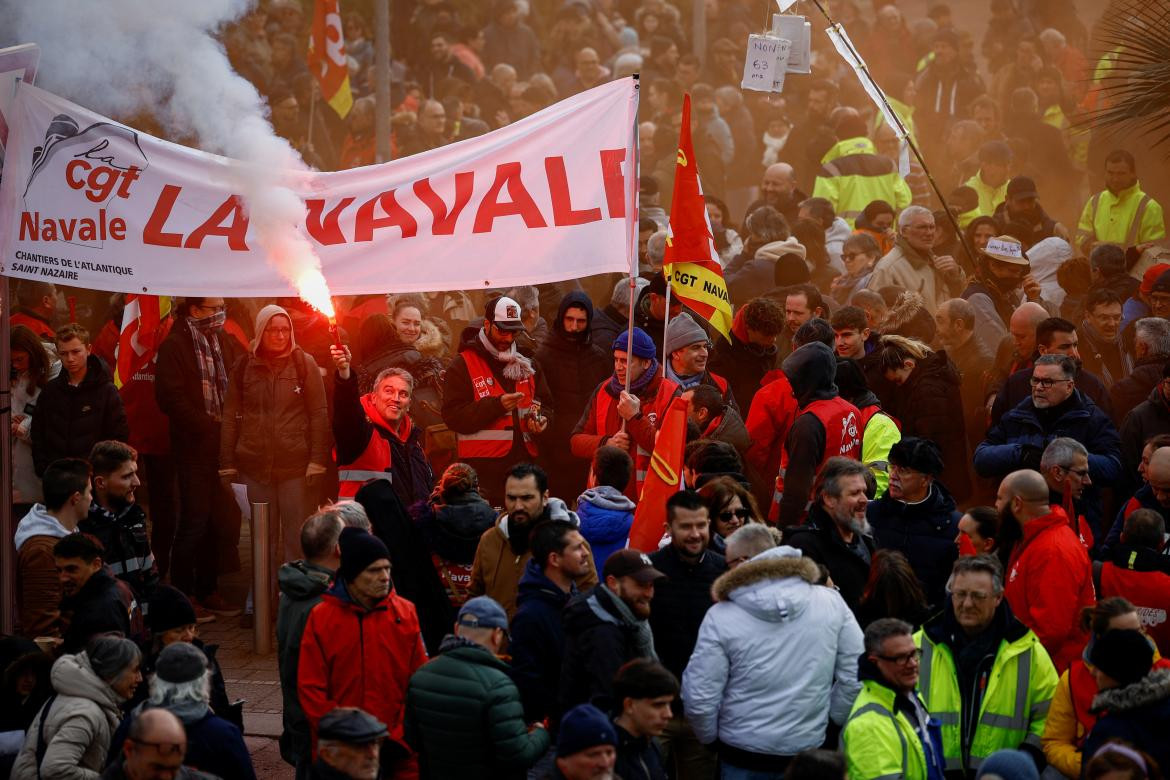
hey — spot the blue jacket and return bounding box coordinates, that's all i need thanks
[509,559,575,722]
[576,487,634,577]
[974,390,1122,483]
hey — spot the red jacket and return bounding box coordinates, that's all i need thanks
[298,579,428,761]
[744,370,798,484]
[1006,507,1096,672]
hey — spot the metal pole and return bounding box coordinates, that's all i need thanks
[374,0,392,163]
[692,0,706,64]
[1,276,14,634]
[251,501,272,655]
[621,76,641,432]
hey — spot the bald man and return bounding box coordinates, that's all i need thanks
[996,469,1095,671]
[107,708,196,780]
[1105,446,1170,555]
[744,163,807,226]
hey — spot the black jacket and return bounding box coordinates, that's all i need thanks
[785,503,875,616]
[509,559,574,722]
[590,304,630,355]
[60,568,133,654]
[866,482,960,609]
[1111,358,1166,426]
[1120,388,1170,495]
[647,545,726,684]
[1083,668,1170,777]
[559,585,647,716]
[614,722,668,780]
[778,342,846,525]
[80,501,159,607]
[155,321,242,465]
[709,329,778,412]
[31,355,128,476]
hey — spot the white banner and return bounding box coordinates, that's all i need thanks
[0,78,639,296]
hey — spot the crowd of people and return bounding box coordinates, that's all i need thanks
[6,0,1170,778]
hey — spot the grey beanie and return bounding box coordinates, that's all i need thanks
[611,276,650,310]
[86,635,142,682]
[154,642,209,684]
[664,312,709,358]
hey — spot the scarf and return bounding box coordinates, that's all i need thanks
[665,361,702,391]
[607,358,659,396]
[597,586,657,661]
[476,329,535,381]
[1080,318,1133,386]
[186,313,228,421]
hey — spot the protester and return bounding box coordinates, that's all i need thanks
[310,708,386,780]
[11,636,142,779]
[102,708,212,780]
[709,297,784,411]
[1097,509,1170,655]
[9,326,52,514]
[575,447,635,573]
[867,206,967,314]
[1076,150,1166,255]
[697,476,761,556]
[552,704,618,780]
[55,533,139,654]
[1110,317,1170,425]
[607,660,675,780]
[9,280,58,341]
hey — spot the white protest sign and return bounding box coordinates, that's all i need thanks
[741,34,781,92]
[775,0,799,10]
[771,38,793,93]
[772,15,812,73]
[985,238,1025,260]
[0,44,39,164]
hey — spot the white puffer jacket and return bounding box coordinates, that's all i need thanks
[681,550,864,757]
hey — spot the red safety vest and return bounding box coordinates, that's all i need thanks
[337,394,400,498]
[1100,561,1170,655]
[456,349,538,459]
[592,388,652,496]
[771,396,862,521]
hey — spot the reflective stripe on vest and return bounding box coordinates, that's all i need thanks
[1087,190,1153,247]
[771,397,862,518]
[846,702,910,779]
[456,349,538,459]
[338,469,392,484]
[337,393,396,498]
[107,554,156,576]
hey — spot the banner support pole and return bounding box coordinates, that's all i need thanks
[661,278,671,379]
[623,76,641,420]
[374,0,392,163]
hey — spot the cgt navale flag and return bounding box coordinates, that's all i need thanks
[628,396,689,552]
[308,0,354,118]
[662,93,733,340]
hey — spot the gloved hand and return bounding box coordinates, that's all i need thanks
[1019,445,1044,471]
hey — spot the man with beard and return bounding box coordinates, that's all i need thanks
[993,176,1070,245]
[775,284,828,362]
[742,163,808,227]
[710,297,784,411]
[559,549,666,714]
[54,533,137,653]
[961,235,1049,349]
[468,463,597,617]
[442,296,553,506]
[1079,288,1131,388]
[536,292,612,499]
[866,438,961,610]
[80,441,159,613]
[842,619,947,780]
[977,355,1122,489]
[648,491,726,780]
[996,469,1095,671]
[786,458,874,615]
[913,555,1057,777]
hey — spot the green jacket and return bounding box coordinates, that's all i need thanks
[275,559,333,766]
[843,676,940,780]
[405,635,551,779]
[813,136,912,224]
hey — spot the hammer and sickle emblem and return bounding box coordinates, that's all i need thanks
[650,451,679,485]
[676,148,688,166]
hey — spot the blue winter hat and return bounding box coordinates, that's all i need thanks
[556,704,617,757]
[976,749,1039,780]
[612,327,656,360]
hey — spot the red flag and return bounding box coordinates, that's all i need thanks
[662,94,733,339]
[628,396,689,552]
[114,295,170,389]
[308,0,354,118]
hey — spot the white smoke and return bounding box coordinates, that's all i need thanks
[6,0,333,308]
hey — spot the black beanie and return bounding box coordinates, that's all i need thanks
[148,585,198,634]
[1090,629,1154,687]
[338,527,391,582]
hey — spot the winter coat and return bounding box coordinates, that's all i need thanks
[867,482,961,609]
[947,333,995,442]
[354,480,451,655]
[155,323,242,466]
[31,355,128,477]
[14,505,71,638]
[559,585,653,715]
[137,706,253,780]
[647,546,726,684]
[1084,668,1170,776]
[1004,508,1095,672]
[220,346,329,482]
[991,364,1113,426]
[79,501,158,607]
[11,374,43,505]
[569,375,661,500]
[411,491,498,608]
[785,504,876,616]
[975,391,1123,486]
[681,552,864,759]
[297,579,428,757]
[11,653,123,780]
[614,723,667,780]
[709,312,778,412]
[358,333,446,431]
[881,351,971,501]
[1119,386,1170,484]
[405,635,550,779]
[1111,357,1166,426]
[913,63,985,152]
[335,371,434,509]
[744,370,798,509]
[589,305,630,356]
[575,488,634,576]
[468,503,597,617]
[60,569,134,655]
[509,560,575,722]
[866,238,965,315]
[276,560,332,768]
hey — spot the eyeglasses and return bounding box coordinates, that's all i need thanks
[1059,465,1091,479]
[876,648,922,666]
[718,508,752,523]
[194,304,226,314]
[129,738,185,757]
[1029,377,1073,388]
[952,590,994,603]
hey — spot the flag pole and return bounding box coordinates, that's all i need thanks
[807,0,975,265]
[307,85,317,149]
[622,75,641,432]
[661,279,672,378]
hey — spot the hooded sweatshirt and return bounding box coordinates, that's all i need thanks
[575,487,635,577]
[276,559,333,766]
[15,505,73,638]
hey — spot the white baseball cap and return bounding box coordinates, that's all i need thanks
[486,295,525,331]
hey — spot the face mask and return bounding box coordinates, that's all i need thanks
[192,311,227,332]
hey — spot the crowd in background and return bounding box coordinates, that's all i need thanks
[6,0,1170,779]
